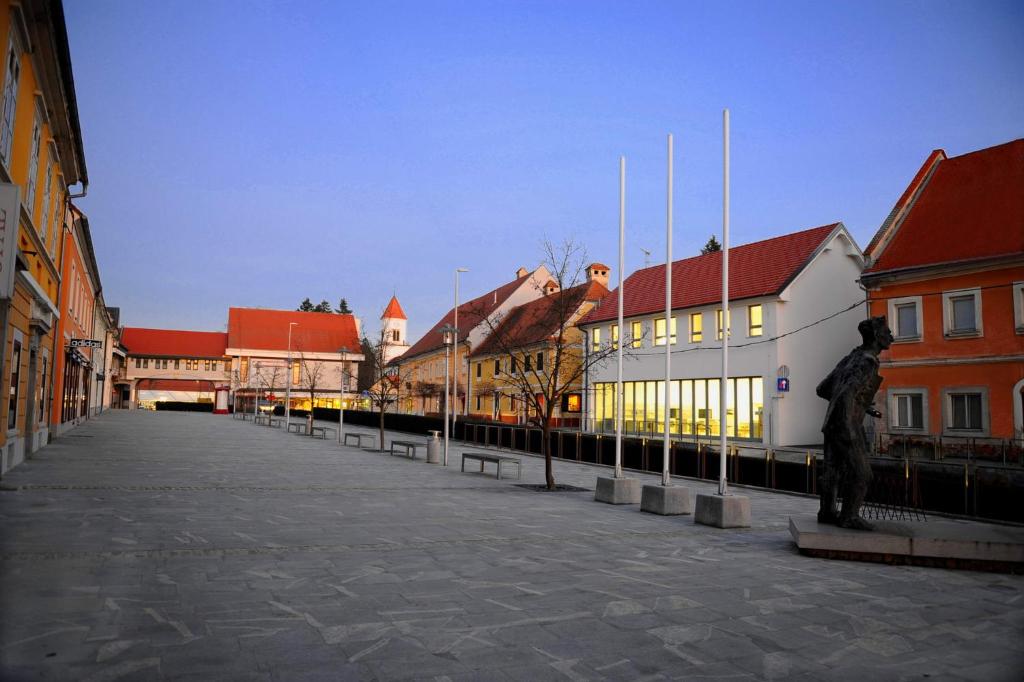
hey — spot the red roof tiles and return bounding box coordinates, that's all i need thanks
[865,139,1024,274]
[381,296,407,320]
[121,328,227,358]
[227,308,361,354]
[400,272,533,361]
[582,224,841,325]
[472,280,608,357]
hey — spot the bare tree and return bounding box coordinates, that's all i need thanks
[295,344,328,435]
[252,362,283,412]
[363,328,405,450]
[477,239,621,489]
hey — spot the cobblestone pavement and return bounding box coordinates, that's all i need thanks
[1,411,1022,681]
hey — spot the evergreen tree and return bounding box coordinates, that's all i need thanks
[313,300,333,313]
[701,235,722,255]
[337,298,352,314]
[297,298,315,312]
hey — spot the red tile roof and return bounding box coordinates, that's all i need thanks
[381,295,407,320]
[581,224,841,325]
[864,139,1024,274]
[471,280,609,357]
[400,272,534,361]
[137,379,218,392]
[121,328,227,358]
[227,308,361,354]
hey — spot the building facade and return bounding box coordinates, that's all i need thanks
[579,224,866,449]
[0,0,87,472]
[227,307,363,413]
[862,139,1024,451]
[119,327,231,409]
[394,266,553,416]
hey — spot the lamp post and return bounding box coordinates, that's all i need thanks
[338,346,349,444]
[453,267,469,426]
[285,322,298,430]
[253,361,261,420]
[441,324,456,466]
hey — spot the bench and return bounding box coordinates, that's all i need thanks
[268,418,283,429]
[461,452,522,480]
[287,422,307,434]
[254,414,270,426]
[310,426,336,440]
[343,432,376,448]
[390,440,420,459]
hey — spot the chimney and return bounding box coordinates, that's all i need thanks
[515,266,529,278]
[586,263,610,287]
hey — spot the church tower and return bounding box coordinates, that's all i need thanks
[380,295,410,364]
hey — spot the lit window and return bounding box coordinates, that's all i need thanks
[747,305,762,337]
[689,313,702,343]
[716,310,731,340]
[654,317,677,346]
[610,324,618,350]
[591,328,601,352]
[630,321,642,348]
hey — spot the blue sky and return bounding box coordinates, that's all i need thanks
[64,0,1023,342]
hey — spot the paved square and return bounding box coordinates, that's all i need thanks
[1,411,1022,680]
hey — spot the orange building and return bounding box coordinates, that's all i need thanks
[861,139,1024,454]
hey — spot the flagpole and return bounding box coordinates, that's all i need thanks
[615,156,625,479]
[663,134,673,487]
[719,109,730,496]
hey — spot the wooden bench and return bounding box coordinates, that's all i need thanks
[390,440,420,459]
[461,452,522,480]
[343,432,376,448]
[310,426,336,440]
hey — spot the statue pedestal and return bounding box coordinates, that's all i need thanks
[694,493,751,528]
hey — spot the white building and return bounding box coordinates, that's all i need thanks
[379,296,410,364]
[579,223,865,448]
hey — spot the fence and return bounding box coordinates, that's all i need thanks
[877,432,1023,466]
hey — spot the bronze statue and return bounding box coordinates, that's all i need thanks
[816,316,893,530]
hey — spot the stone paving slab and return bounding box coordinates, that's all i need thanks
[0,410,1022,680]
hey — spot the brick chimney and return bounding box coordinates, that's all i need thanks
[586,263,610,287]
[515,266,529,278]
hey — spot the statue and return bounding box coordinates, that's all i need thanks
[816,316,893,530]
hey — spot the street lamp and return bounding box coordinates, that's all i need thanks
[452,267,469,427]
[441,324,457,466]
[338,346,349,445]
[253,361,261,420]
[285,322,298,430]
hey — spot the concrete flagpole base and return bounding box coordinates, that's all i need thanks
[694,492,751,528]
[595,476,641,504]
[640,484,691,515]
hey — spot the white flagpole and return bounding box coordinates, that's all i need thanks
[663,134,673,487]
[615,156,625,479]
[719,109,730,496]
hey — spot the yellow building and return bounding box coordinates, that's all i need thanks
[468,267,608,426]
[395,266,554,416]
[0,1,87,472]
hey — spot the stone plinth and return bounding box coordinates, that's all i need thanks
[594,476,641,505]
[789,515,1024,571]
[694,492,751,528]
[640,484,691,515]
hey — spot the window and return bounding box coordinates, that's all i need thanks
[476,396,481,410]
[943,288,982,337]
[510,356,518,374]
[493,359,499,377]
[610,324,618,350]
[24,116,40,212]
[889,296,922,341]
[0,39,21,168]
[142,358,149,369]
[948,392,984,431]
[8,336,21,430]
[747,305,762,337]
[630,321,642,348]
[204,360,211,371]
[135,357,141,368]
[524,354,532,372]
[890,391,925,430]
[39,159,51,244]
[654,317,677,346]
[1013,282,1024,333]
[392,329,400,342]
[716,309,731,340]
[689,313,702,343]
[591,328,601,352]
[536,352,543,371]
[292,362,300,384]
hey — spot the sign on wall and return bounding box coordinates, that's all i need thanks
[0,183,20,300]
[69,338,103,349]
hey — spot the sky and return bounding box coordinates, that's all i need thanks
[63,0,1024,343]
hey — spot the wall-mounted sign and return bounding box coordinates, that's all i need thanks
[0,183,20,300]
[777,377,791,392]
[562,392,582,413]
[70,338,103,348]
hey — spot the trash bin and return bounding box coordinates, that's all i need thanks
[426,430,441,464]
